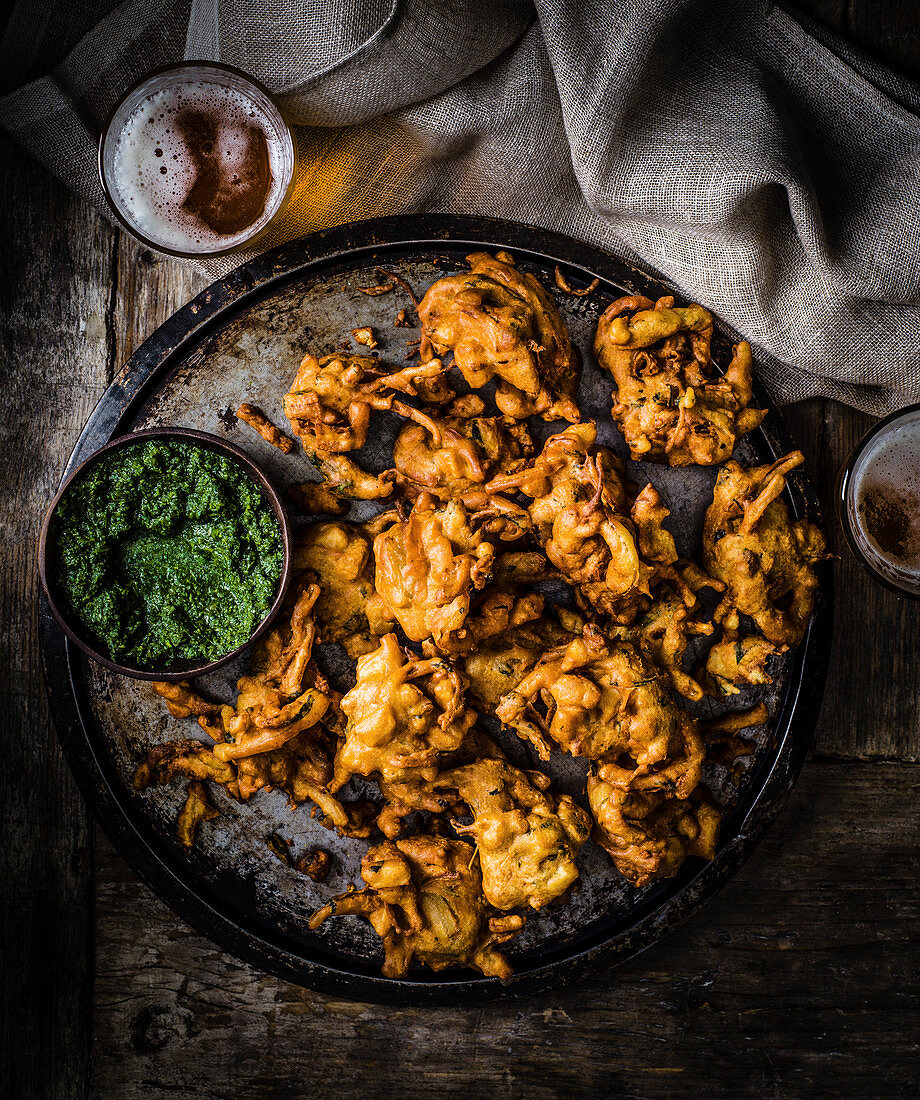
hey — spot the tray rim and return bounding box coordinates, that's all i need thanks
[40,213,834,1004]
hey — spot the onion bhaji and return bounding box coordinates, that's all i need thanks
[333,634,477,791]
[702,633,784,697]
[418,251,581,422]
[139,582,354,828]
[282,351,447,499]
[487,423,679,622]
[309,835,525,978]
[293,521,390,658]
[702,451,826,645]
[632,562,723,701]
[372,493,496,652]
[495,625,704,801]
[461,614,576,711]
[594,295,765,466]
[438,758,591,911]
[587,779,720,887]
[176,780,219,849]
[393,394,534,498]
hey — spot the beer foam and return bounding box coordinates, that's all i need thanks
[111,82,287,253]
[851,413,920,580]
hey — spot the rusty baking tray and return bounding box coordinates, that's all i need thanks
[39,214,832,1004]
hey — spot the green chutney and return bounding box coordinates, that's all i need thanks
[53,439,283,666]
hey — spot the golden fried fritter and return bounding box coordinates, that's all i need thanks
[135,721,341,810]
[701,633,784,697]
[486,423,679,622]
[287,481,350,516]
[437,758,590,911]
[587,778,720,886]
[309,835,525,978]
[282,352,447,499]
[199,582,332,761]
[418,251,581,422]
[333,634,476,791]
[461,614,576,710]
[393,394,534,498]
[374,728,506,839]
[293,522,389,657]
[235,403,294,453]
[372,493,495,652]
[143,582,355,827]
[594,294,765,466]
[152,681,222,721]
[632,562,723,701]
[135,738,237,793]
[702,452,826,645]
[495,626,704,800]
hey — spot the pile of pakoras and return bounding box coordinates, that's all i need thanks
[138,252,826,980]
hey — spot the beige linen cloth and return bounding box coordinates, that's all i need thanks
[2,0,920,413]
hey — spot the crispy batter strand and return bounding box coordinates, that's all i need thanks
[236,403,294,453]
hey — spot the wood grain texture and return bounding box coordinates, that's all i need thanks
[91,761,920,1100]
[0,133,114,1100]
[111,236,208,367]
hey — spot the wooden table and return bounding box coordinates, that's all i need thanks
[2,5,919,1097]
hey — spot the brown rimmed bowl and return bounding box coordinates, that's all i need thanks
[38,426,293,681]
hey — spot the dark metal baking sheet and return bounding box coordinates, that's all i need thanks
[40,214,833,1004]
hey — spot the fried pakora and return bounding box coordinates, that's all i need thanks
[282,351,447,499]
[702,451,826,645]
[632,562,723,701]
[702,634,784,697]
[200,582,332,761]
[235,403,294,453]
[374,728,506,839]
[587,779,720,887]
[176,780,220,849]
[333,634,477,793]
[418,251,581,422]
[142,582,357,829]
[393,394,534,498]
[309,835,525,978]
[372,493,496,652]
[437,758,590,911]
[293,522,389,657]
[594,294,765,466]
[486,423,678,622]
[460,614,576,710]
[495,625,704,799]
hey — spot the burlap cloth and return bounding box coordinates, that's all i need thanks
[3,0,920,413]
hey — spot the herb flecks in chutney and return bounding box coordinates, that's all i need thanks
[53,440,282,665]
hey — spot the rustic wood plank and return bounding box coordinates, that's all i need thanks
[0,133,116,1100]
[91,761,920,1100]
[111,236,208,368]
[782,400,920,762]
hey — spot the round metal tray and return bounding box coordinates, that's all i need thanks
[40,214,833,1004]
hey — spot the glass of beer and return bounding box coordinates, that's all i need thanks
[99,62,296,258]
[836,403,920,598]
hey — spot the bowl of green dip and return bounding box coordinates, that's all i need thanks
[39,427,293,680]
